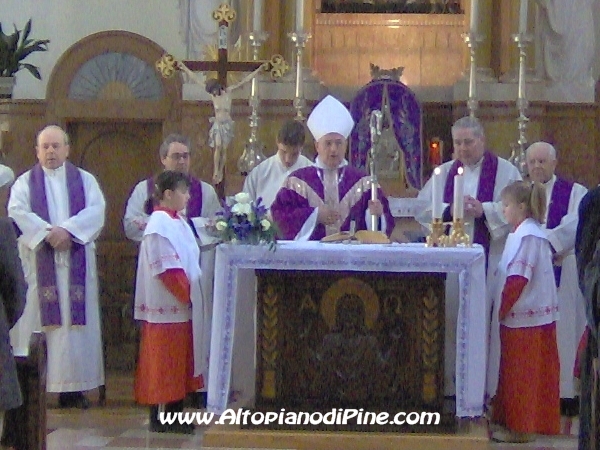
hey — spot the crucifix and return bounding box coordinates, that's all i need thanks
[156,3,288,198]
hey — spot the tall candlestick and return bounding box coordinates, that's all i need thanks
[469,0,479,33]
[296,0,305,31]
[518,0,528,34]
[432,167,443,219]
[453,167,465,219]
[253,0,263,32]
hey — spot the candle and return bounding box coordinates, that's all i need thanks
[469,0,479,33]
[453,167,465,220]
[296,0,305,32]
[253,0,263,32]
[518,0,528,34]
[432,167,443,219]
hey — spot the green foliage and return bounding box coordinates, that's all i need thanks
[0,19,49,79]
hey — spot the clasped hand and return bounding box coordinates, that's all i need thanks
[45,226,72,252]
[318,200,384,226]
[318,205,341,226]
[463,195,484,218]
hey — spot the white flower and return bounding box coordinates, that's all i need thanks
[232,202,252,215]
[234,192,251,204]
[215,220,227,231]
[261,219,271,231]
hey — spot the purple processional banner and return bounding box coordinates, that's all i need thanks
[348,79,423,189]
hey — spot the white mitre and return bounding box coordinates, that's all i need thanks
[0,164,14,188]
[306,95,355,141]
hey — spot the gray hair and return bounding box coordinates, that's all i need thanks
[451,116,485,139]
[37,125,70,146]
[526,141,557,160]
[159,133,191,159]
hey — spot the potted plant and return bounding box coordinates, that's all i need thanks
[0,19,50,98]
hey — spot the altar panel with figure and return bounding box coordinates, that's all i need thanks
[252,270,450,431]
[207,241,487,419]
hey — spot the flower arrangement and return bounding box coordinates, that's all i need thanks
[214,192,277,250]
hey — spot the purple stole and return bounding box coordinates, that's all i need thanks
[145,176,203,217]
[546,177,574,286]
[30,162,86,326]
[443,152,498,259]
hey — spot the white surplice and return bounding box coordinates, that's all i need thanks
[416,155,522,394]
[242,154,313,208]
[542,175,588,398]
[486,219,559,397]
[135,211,205,377]
[8,164,106,393]
[123,176,220,385]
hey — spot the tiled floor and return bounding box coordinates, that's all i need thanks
[43,372,579,450]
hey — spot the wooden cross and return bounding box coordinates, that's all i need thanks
[184,4,259,87]
[155,3,288,198]
[156,3,286,87]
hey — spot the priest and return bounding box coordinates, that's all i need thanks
[8,125,106,408]
[526,141,588,419]
[124,133,220,243]
[416,116,521,394]
[270,95,394,240]
[243,119,313,209]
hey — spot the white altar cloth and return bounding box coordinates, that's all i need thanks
[207,241,487,417]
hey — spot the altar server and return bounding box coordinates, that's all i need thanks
[243,119,313,209]
[134,170,203,434]
[124,133,219,404]
[487,180,560,442]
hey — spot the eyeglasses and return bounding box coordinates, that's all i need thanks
[167,153,190,161]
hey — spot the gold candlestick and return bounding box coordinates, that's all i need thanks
[426,218,446,247]
[449,218,471,247]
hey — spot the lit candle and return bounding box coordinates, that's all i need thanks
[432,167,443,220]
[296,0,305,32]
[518,0,528,34]
[253,0,263,32]
[469,0,479,33]
[453,167,465,220]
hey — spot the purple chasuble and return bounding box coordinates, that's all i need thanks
[145,176,204,217]
[443,152,498,259]
[546,177,574,286]
[30,162,87,326]
[271,165,394,240]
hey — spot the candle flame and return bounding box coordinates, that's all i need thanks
[434,167,441,175]
[458,167,464,175]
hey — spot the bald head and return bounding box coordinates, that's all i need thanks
[526,142,557,184]
[36,125,70,170]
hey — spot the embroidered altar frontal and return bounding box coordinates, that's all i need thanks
[251,269,453,432]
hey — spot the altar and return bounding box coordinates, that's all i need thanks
[207,241,487,418]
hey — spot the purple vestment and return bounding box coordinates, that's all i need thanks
[443,151,498,260]
[30,162,87,326]
[270,165,395,240]
[546,177,574,286]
